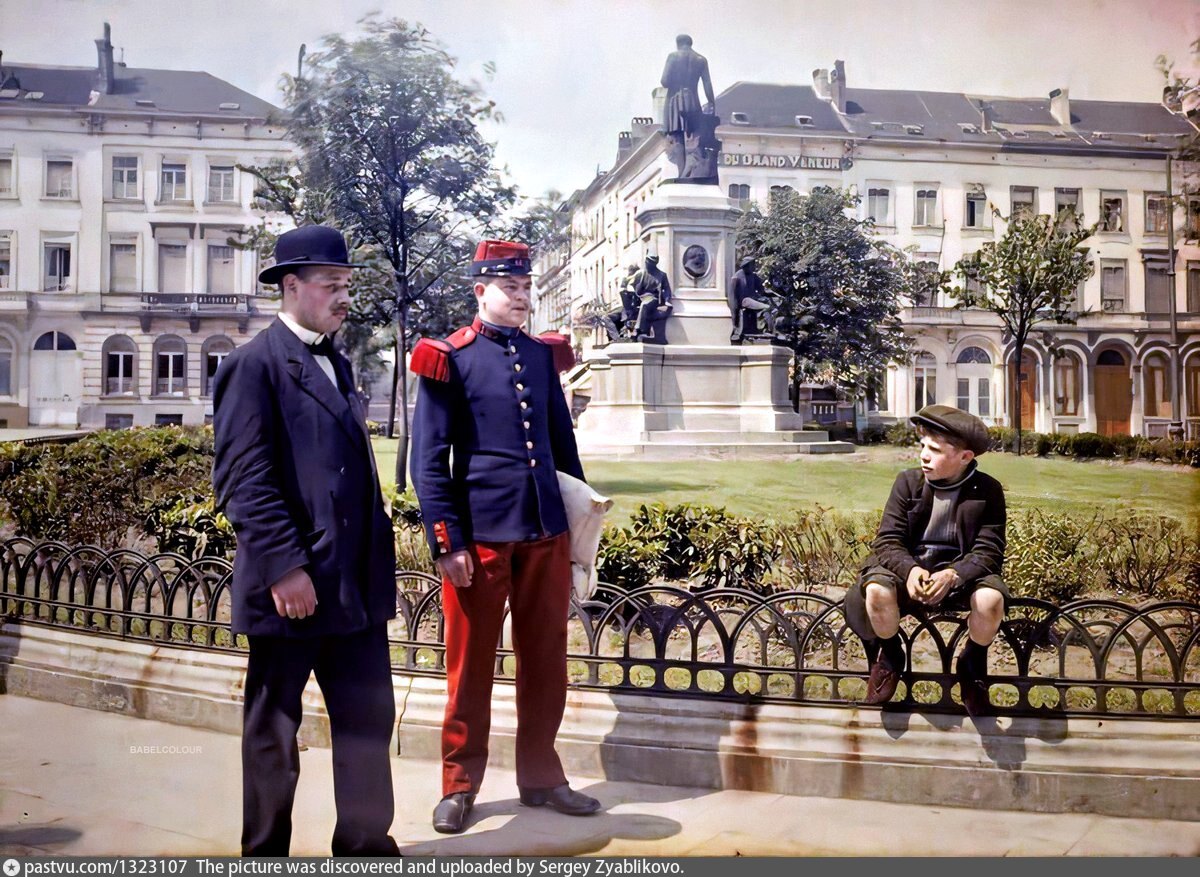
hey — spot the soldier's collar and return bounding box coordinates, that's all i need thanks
[472,316,520,341]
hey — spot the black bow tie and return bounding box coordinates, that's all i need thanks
[308,337,336,358]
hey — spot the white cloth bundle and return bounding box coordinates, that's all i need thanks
[556,471,613,603]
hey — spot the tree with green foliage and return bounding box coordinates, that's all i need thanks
[253,15,516,489]
[950,208,1096,454]
[735,186,915,403]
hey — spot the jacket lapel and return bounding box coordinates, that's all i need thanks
[908,475,935,537]
[272,320,362,448]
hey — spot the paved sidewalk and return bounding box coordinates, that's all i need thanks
[1,695,1199,857]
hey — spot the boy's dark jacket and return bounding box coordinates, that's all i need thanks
[864,467,1006,585]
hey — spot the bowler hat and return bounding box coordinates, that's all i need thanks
[471,239,532,276]
[258,226,361,285]
[910,404,991,456]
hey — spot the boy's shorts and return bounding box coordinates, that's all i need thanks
[843,565,1009,643]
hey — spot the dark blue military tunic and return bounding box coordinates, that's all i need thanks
[410,317,584,557]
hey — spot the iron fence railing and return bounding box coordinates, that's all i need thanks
[2,537,1198,719]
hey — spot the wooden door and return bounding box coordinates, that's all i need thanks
[1095,363,1132,436]
[1007,358,1036,427]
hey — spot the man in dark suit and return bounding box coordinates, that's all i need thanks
[212,225,400,856]
[842,405,1007,718]
[409,239,601,834]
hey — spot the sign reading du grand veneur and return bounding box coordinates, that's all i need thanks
[721,153,853,171]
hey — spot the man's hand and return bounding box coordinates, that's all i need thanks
[437,549,475,590]
[270,567,318,619]
[906,566,930,602]
[923,569,961,606]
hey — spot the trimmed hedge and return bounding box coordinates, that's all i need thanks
[879,422,1200,467]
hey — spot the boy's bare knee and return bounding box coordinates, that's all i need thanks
[864,582,897,611]
[971,587,1004,620]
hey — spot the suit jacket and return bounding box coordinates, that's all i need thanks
[410,318,585,558]
[212,318,397,637]
[864,466,1006,586]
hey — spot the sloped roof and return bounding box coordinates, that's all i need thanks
[0,62,280,118]
[714,81,1193,152]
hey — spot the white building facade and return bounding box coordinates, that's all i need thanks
[555,64,1199,437]
[0,25,289,429]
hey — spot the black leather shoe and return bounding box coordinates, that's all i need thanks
[518,783,601,816]
[862,656,901,705]
[432,792,475,834]
[957,662,992,718]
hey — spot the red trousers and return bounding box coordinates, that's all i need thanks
[440,532,571,796]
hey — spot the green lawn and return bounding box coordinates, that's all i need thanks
[372,439,1198,524]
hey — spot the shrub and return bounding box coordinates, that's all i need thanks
[595,524,664,589]
[0,427,215,548]
[627,502,732,581]
[769,506,878,592]
[694,517,779,591]
[884,422,919,446]
[1096,514,1200,600]
[1005,509,1101,603]
[144,495,236,559]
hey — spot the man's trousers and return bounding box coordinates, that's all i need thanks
[440,532,571,796]
[241,623,399,856]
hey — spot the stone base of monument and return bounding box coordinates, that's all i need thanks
[573,181,853,458]
[577,341,854,459]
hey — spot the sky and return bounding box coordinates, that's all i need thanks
[1,0,1197,203]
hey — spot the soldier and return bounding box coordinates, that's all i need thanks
[409,239,602,834]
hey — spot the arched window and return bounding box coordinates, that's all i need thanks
[33,331,76,351]
[956,346,992,364]
[153,335,187,396]
[0,335,12,396]
[1053,352,1082,416]
[956,346,992,417]
[1097,349,1126,367]
[102,335,138,396]
[202,336,234,396]
[1186,355,1200,424]
[914,351,937,410]
[1144,352,1173,418]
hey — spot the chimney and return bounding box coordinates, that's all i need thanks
[617,131,633,162]
[812,68,831,102]
[95,22,115,95]
[977,100,995,132]
[829,60,847,114]
[1049,87,1071,126]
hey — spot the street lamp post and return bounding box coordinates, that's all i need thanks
[1167,154,1185,441]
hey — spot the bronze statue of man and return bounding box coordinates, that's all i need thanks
[662,34,715,139]
[632,255,673,344]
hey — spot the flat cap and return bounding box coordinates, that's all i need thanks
[910,404,991,456]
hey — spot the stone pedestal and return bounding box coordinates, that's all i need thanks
[576,183,852,458]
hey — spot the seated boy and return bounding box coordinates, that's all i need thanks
[843,404,1007,717]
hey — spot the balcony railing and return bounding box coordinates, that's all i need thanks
[141,293,243,309]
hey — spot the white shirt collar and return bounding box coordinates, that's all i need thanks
[278,311,325,347]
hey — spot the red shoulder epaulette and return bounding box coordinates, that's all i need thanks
[410,338,452,382]
[533,332,576,374]
[410,327,477,382]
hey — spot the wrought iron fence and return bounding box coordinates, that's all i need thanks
[2,536,1199,720]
